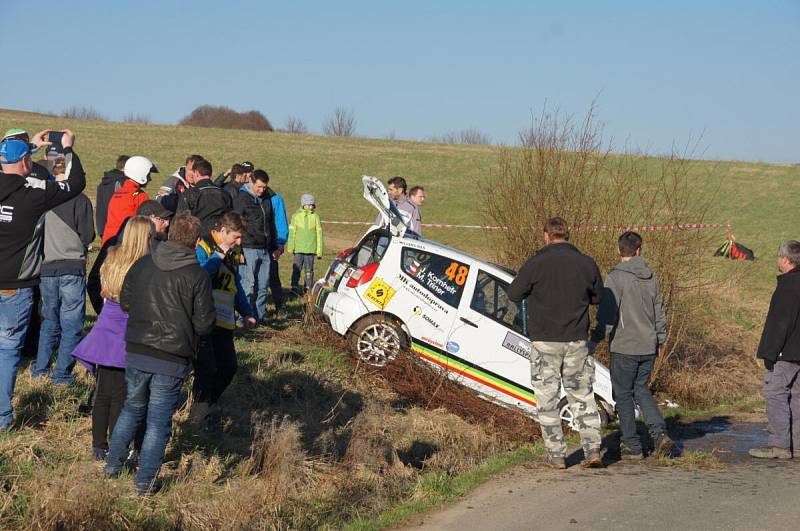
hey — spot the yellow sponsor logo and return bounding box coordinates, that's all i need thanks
[364,278,396,309]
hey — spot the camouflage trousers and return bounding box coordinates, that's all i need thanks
[531,340,602,457]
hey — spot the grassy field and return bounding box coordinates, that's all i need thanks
[1,108,798,528]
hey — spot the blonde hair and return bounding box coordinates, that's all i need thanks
[100,216,155,301]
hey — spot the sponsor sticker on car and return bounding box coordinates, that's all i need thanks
[502,331,531,360]
[364,278,396,309]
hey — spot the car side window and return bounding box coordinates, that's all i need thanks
[352,231,391,268]
[470,270,526,336]
[401,247,469,307]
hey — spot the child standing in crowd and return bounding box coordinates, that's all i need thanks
[73,217,154,461]
[191,212,256,422]
[287,194,323,295]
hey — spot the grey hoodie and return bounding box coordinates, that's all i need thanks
[591,256,667,355]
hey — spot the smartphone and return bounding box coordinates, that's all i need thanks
[48,131,65,153]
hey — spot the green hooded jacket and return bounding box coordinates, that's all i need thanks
[287,207,323,257]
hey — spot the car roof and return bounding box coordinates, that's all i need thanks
[395,233,517,281]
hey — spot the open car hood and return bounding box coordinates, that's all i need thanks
[362,175,408,237]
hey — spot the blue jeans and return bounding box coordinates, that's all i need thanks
[610,353,666,453]
[32,274,86,384]
[0,288,34,430]
[239,247,271,321]
[105,366,185,494]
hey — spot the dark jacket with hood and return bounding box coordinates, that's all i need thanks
[120,240,216,369]
[95,169,124,237]
[757,267,800,365]
[176,178,233,231]
[234,183,278,251]
[591,256,667,355]
[0,148,86,290]
[508,242,603,342]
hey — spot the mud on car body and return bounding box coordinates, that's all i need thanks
[313,176,616,427]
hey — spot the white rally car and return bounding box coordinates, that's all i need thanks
[312,176,617,427]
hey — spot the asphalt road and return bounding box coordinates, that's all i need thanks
[401,421,800,531]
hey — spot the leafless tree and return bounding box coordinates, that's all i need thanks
[322,107,356,137]
[431,127,491,145]
[122,113,152,124]
[284,115,308,134]
[61,106,107,121]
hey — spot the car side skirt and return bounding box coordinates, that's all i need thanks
[410,339,537,408]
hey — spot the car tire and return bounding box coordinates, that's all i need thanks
[349,315,407,367]
[558,396,610,432]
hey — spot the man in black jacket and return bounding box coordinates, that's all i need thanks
[750,240,800,460]
[234,169,279,323]
[95,155,128,239]
[0,129,86,431]
[176,158,232,232]
[105,215,215,494]
[508,217,604,469]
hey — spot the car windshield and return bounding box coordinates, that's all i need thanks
[470,270,527,336]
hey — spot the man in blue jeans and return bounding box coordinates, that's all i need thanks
[0,130,86,430]
[31,156,95,384]
[234,169,279,324]
[105,215,215,494]
[590,231,673,460]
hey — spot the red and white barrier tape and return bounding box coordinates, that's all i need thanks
[322,220,729,232]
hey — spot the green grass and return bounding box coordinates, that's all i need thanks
[0,107,793,527]
[344,444,544,531]
[5,106,796,301]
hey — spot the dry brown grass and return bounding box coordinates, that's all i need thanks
[0,311,531,529]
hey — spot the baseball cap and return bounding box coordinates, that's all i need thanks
[0,138,32,164]
[240,161,254,171]
[137,200,173,219]
[2,128,28,141]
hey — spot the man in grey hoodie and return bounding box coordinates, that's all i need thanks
[590,231,672,460]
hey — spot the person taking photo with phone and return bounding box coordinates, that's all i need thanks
[0,128,86,431]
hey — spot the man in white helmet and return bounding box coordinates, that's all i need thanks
[102,155,157,245]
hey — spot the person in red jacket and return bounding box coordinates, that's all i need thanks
[102,156,157,245]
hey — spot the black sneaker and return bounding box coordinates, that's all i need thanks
[92,447,108,462]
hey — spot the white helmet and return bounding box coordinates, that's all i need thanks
[124,155,158,185]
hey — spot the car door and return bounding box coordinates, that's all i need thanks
[445,269,537,410]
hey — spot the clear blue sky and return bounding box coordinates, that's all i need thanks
[2,1,797,162]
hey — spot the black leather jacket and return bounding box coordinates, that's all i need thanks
[121,241,215,361]
[234,184,278,251]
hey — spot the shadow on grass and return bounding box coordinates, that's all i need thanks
[169,364,364,469]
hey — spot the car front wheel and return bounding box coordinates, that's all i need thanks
[558,396,610,431]
[350,315,407,367]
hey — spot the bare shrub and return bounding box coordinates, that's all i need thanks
[433,127,492,145]
[284,115,308,134]
[322,106,356,137]
[122,112,151,124]
[61,105,107,121]
[179,105,273,131]
[483,103,750,405]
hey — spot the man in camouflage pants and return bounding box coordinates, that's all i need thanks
[509,217,605,469]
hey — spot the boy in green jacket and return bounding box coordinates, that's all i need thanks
[287,194,323,294]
